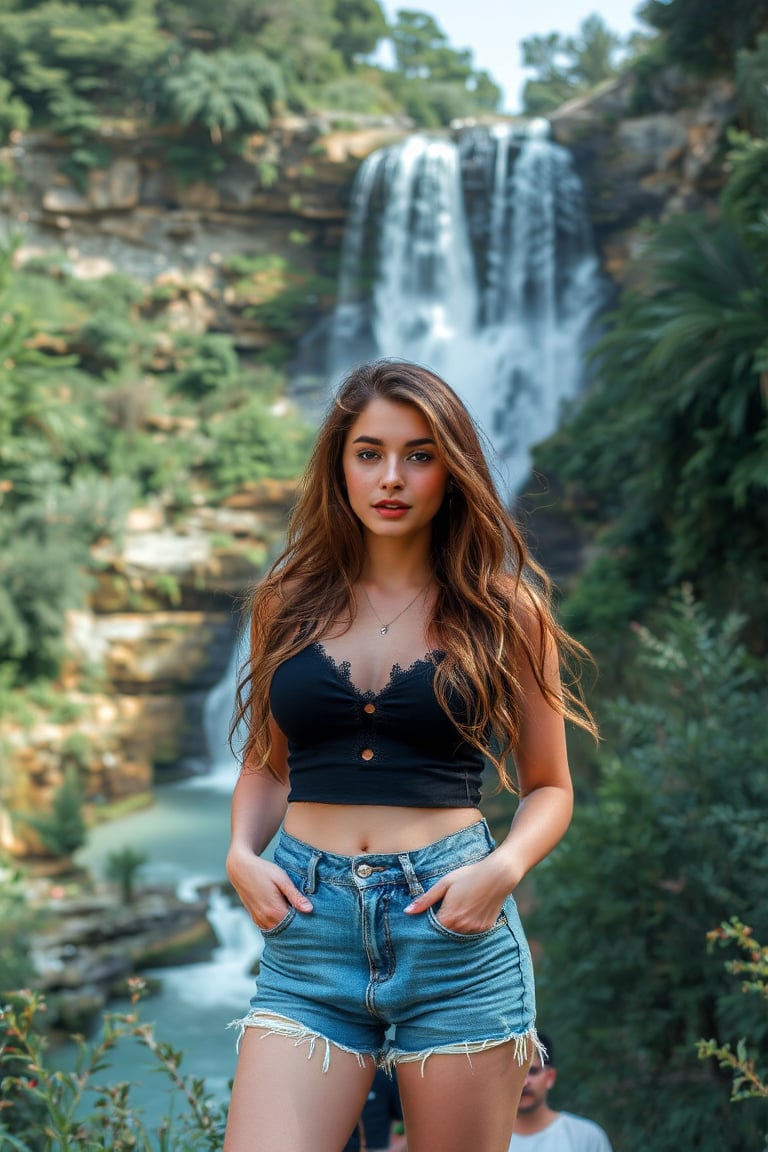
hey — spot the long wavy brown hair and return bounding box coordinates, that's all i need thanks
[233,358,597,789]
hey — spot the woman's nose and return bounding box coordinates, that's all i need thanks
[379,456,404,487]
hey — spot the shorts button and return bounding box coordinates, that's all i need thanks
[361,748,374,760]
[356,863,373,878]
[363,703,376,714]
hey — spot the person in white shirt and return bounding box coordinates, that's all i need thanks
[509,1035,613,1151]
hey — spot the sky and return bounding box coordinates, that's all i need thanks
[378,0,648,113]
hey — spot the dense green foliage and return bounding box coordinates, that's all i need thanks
[20,767,87,859]
[523,24,768,1143]
[0,0,502,155]
[531,593,768,1150]
[736,32,768,135]
[0,244,313,688]
[640,0,768,73]
[536,142,768,673]
[0,863,36,995]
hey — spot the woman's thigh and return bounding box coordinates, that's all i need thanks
[396,1042,530,1152]
[224,1027,376,1152]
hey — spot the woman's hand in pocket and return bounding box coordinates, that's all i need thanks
[226,846,313,931]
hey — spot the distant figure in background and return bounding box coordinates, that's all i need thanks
[509,1035,613,1151]
[343,1068,406,1152]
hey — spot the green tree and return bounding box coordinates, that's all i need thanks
[736,31,768,135]
[0,245,99,682]
[536,152,768,667]
[383,10,500,124]
[520,33,576,115]
[331,0,388,67]
[574,13,626,86]
[720,131,768,228]
[0,1,166,121]
[154,0,273,47]
[640,0,768,73]
[0,860,37,994]
[0,75,30,142]
[530,592,768,1150]
[521,13,627,115]
[105,845,148,904]
[162,50,285,144]
[390,10,470,81]
[204,394,313,496]
[170,332,241,398]
[21,766,88,860]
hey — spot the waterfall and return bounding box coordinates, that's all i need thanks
[158,886,264,1009]
[187,631,247,792]
[329,120,605,496]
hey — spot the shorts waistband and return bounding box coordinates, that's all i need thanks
[276,819,495,888]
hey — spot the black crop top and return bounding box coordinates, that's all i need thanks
[269,642,485,807]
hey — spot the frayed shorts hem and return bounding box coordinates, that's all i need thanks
[229,1010,544,1075]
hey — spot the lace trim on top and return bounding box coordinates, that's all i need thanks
[312,642,443,701]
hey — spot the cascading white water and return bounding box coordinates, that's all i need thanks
[329,120,605,496]
[159,886,263,1008]
[187,631,247,791]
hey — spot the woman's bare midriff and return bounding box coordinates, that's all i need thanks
[283,802,482,856]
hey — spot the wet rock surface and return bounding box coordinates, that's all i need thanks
[28,883,216,1031]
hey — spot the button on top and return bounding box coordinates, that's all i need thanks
[356,863,373,878]
[361,748,374,761]
[363,702,376,715]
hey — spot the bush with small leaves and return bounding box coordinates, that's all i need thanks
[0,983,227,1150]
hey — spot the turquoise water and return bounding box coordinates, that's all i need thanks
[68,773,262,1132]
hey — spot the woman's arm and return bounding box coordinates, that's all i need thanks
[490,618,573,884]
[226,717,313,929]
[405,613,573,932]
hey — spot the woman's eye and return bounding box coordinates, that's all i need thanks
[357,449,379,461]
[409,451,434,463]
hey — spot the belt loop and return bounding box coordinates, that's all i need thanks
[398,853,424,898]
[305,852,320,894]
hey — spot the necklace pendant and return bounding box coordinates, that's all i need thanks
[380,626,388,635]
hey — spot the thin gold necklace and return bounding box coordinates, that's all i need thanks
[361,583,427,636]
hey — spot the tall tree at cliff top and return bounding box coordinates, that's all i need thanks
[521,13,631,116]
[383,9,501,123]
[535,138,768,674]
[641,0,768,70]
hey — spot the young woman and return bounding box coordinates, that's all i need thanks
[224,359,596,1152]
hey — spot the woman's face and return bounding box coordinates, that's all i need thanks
[342,397,449,542]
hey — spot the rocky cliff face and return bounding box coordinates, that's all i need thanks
[0,114,408,285]
[550,68,736,282]
[0,70,735,292]
[0,75,738,853]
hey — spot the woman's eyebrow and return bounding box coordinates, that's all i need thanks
[351,435,436,446]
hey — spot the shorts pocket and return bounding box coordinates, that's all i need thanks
[425,905,509,942]
[259,858,306,937]
[260,906,297,937]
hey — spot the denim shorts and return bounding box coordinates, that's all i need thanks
[232,819,539,1070]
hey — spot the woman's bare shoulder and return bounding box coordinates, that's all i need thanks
[497,573,548,634]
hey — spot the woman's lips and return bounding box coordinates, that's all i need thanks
[373,501,410,518]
